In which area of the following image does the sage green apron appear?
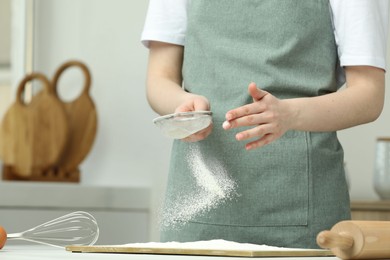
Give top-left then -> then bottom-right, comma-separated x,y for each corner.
161,0 -> 350,248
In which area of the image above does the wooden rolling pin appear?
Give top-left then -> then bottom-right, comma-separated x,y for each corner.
317,220 -> 390,259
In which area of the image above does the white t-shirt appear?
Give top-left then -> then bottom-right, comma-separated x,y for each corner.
141,0 -> 389,70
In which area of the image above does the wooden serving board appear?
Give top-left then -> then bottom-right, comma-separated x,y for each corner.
0,73 -> 68,179
66,245 -> 333,258
51,60 -> 97,176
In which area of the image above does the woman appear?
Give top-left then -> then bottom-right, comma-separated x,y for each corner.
141,0 -> 388,248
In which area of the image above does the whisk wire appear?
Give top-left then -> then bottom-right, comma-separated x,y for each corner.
7,211 -> 99,248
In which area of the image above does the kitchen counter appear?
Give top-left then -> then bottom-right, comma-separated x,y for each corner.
0,181 -> 151,244
1,245 -> 340,260
351,200 -> 390,220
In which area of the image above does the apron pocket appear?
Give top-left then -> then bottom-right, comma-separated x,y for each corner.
189,129 -> 309,227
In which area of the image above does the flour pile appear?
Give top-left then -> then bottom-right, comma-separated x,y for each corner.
160,144 -> 237,228
120,239 -> 304,251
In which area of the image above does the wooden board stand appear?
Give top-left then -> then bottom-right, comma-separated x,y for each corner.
0,60 -> 96,184
2,164 -> 80,182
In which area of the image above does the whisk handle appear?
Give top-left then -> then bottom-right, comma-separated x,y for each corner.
7,233 -> 23,239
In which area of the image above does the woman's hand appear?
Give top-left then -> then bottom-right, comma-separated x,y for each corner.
222,66 -> 385,151
175,95 -> 213,142
222,82 -> 292,150
147,41 -> 213,142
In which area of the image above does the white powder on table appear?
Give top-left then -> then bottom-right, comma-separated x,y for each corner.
160,143 -> 238,228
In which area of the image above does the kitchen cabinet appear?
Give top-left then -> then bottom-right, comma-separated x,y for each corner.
0,181 -> 151,245
350,200 -> 390,221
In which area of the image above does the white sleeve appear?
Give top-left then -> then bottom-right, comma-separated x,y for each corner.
330,0 -> 389,70
141,0 -> 188,48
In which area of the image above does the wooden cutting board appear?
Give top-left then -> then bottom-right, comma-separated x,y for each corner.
66,244 -> 333,258
0,73 -> 69,178
51,60 -> 97,175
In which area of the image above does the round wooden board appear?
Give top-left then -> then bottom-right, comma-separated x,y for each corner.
0,73 -> 69,177
52,60 -> 98,173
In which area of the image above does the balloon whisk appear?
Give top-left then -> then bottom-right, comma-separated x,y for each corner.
7,211 -> 99,248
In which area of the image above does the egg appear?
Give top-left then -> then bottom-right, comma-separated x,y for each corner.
0,226 -> 7,249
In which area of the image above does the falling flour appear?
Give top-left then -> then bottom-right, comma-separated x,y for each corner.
160,144 -> 238,229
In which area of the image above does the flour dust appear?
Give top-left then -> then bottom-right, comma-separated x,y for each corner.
160,144 -> 238,229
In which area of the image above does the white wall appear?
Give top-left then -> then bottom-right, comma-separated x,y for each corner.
0,0 -> 11,65
32,0 -> 171,241
33,0 -> 172,185
4,0 -> 390,241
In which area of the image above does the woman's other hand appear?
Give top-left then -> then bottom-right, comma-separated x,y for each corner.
223,82 -> 292,150
223,66 -> 385,150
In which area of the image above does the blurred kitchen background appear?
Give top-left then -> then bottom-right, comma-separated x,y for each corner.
0,0 -> 389,245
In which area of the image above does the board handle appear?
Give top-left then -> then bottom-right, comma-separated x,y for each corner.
317,230 -> 354,250
52,60 -> 92,97
16,73 -> 53,105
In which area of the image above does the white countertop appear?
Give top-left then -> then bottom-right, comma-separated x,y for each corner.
0,181 -> 151,245
1,245 -> 340,260
0,181 -> 150,210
